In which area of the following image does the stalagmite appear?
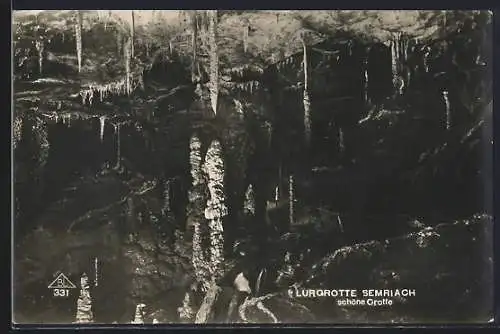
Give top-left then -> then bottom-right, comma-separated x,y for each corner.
234,272 -> 252,293
244,184 -> 256,216
194,283 -> 221,323
276,251 -> 295,286
234,99 -> 244,116
99,116 -> 106,142
34,117 -> 50,171
255,268 -> 267,296
192,222 -> 210,291
94,257 -> 99,287
203,140 -> 227,281
178,292 -> 195,322
289,174 -> 294,226
131,303 -> 146,324
13,116 -> 23,150
75,11 -> 83,73
189,136 -> 203,186
74,273 -> 94,323
443,90 -> 451,130
35,40 -> 44,75
189,136 -> 210,290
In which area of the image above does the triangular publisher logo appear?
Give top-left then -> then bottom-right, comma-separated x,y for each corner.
48,273 -> 77,289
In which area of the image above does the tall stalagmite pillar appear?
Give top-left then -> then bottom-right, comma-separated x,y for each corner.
74,273 -> 94,323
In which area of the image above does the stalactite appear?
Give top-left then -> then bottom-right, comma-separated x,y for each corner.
203,140 -> 227,282
116,31 -> 122,56
363,56 -> 369,104
130,11 -> 135,58
395,34 -> 401,72
244,184 -> 256,216
124,38 -> 132,95
443,90 -> 451,130
114,124 -> 121,168
302,36 -> 311,146
99,116 -> 106,142
145,40 -> 150,58
35,40 -> 44,75
338,127 -> 345,154
347,40 -> 353,57
75,11 -> 83,73
398,33 -> 404,65
403,35 -> 407,68
276,162 -> 282,203
163,179 -> 171,213
423,46 -> 430,73
190,11 -> 198,83
264,121 -> 272,147
208,10 -> 219,115
74,273 -> 93,323
81,77 -> 136,105
131,303 -> 146,324
391,37 -> 398,81
243,24 -> 249,53
289,174 -> 294,226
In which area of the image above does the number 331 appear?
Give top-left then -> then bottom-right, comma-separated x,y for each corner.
53,289 -> 69,297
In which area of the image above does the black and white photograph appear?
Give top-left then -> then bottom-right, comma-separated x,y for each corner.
12,10 -> 493,325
